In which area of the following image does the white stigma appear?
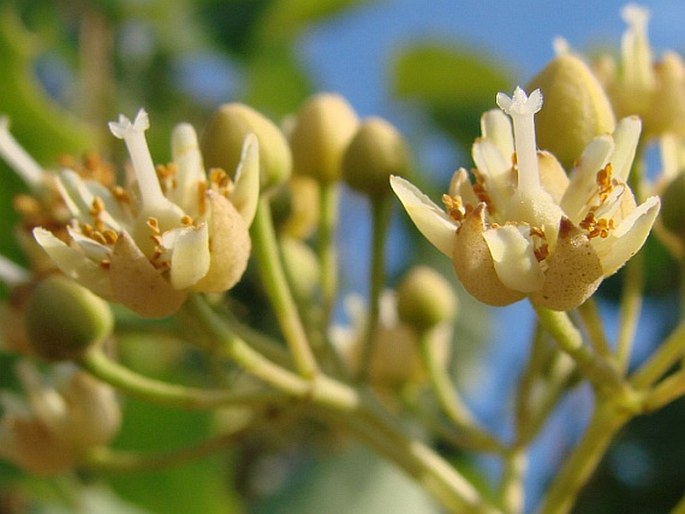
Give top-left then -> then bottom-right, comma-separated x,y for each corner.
496,87 -> 543,194
0,116 -> 46,191
109,109 -> 168,210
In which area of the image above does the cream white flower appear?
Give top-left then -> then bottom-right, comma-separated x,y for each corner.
0,361 -> 120,475
598,4 -> 685,138
392,87 -> 660,310
28,110 -> 259,317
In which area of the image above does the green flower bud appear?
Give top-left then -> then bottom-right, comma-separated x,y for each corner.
280,236 -> 319,301
660,172 -> 685,241
527,53 -> 616,169
396,266 -> 457,332
201,103 -> 292,190
342,117 -> 411,197
25,276 -> 113,360
289,93 -> 359,183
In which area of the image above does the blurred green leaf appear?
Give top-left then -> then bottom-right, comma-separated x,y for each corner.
253,444 -> 439,514
243,45 -> 311,117
392,43 -> 512,151
257,0 -> 372,44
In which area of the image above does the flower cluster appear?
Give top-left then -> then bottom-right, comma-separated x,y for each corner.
392,87 -> 660,310
1,110 -> 260,318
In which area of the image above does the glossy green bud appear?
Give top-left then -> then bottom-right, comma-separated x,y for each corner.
289,93 -> 359,183
660,172 -> 685,240
342,117 -> 411,197
25,276 -> 113,360
201,103 -> 292,190
396,266 -> 457,332
527,53 -> 616,169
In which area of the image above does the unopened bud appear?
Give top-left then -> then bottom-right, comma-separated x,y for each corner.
280,236 -> 319,301
289,93 -> 359,183
25,276 -> 113,360
527,53 -> 616,168
396,266 -> 457,331
660,172 -> 685,241
201,103 -> 292,190
342,117 -> 411,197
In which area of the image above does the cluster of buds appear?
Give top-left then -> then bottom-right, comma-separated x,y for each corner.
0,361 -> 120,475
332,266 -> 456,390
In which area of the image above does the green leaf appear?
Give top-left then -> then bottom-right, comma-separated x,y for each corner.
243,45 -> 312,117
392,43 -> 512,151
257,0 -> 372,44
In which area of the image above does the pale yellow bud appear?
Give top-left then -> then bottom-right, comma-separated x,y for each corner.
289,93 -> 359,182
280,236 -> 319,301
25,276 -> 113,361
342,117 -> 411,197
527,53 -> 616,168
201,103 -> 292,190
396,266 -> 457,331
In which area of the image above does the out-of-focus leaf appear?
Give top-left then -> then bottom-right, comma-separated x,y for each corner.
253,444 -> 439,514
257,0 -> 372,44
243,45 -> 311,117
392,43 -> 512,151
0,9 -> 97,159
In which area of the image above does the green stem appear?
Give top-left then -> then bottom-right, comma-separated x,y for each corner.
358,195 -> 392,380
418,328 -> 503,453
531,304 -> 625,396
577,300 -> 613,362
630,321 -> 685,388
79,349 -> 285,410
84,427 -> 248,473
498,447 -> 526,514
615,251 -> 644,372
318,181 -> 339,324
185,294 -> 500,514
537,401 -> 630,514
644,370 -> 685,411
251,197 -> 318,377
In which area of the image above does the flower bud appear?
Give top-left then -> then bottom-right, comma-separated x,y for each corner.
25,276 -> 113,361
659,172 -> 685,241
280,236 -> 319,301
527,53 -> 616,168
342,117 -> 411,197
396,266 -> 457,332
289,93 -> 359,183
201,103 -> 292,190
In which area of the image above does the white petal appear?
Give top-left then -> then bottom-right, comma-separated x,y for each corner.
610,116 -> 641,181
561,135 -> 614,222
231,134 -> 260,227
57,170 -> 122,230
480,109 -> 514,159
33,228 -> 112,299
171,123 -> 206,213
591,196 -> 660,276
161,224 -> 210,289
472,139 -> 512,205
482,224 -> 544,293
67,227 -> 111,262
448,168 -> 479,206
390,176 -> 456,257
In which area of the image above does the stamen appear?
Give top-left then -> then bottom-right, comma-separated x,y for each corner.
496,87 -> 543,194
108,110 -> 168,210
0,117 -> 46,191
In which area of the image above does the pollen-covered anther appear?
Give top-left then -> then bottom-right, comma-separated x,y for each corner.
442,194 -> 466,222
596,162 -> 615,200
155,163 -> 177,192
579,211 -> 616,239
208,167 -> 235,197
99,259 -> 111,270
146,217 -> 161,235
102,230 -> 118,244
471,179 -> 494,214
180,215 -> 194,226
110,186 -> 130,204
